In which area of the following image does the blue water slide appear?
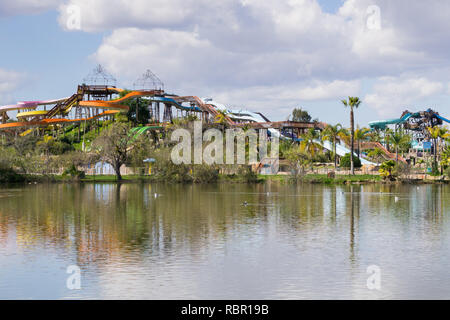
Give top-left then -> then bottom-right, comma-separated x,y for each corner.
146,96 -> 202,112
434,114 -> 450,124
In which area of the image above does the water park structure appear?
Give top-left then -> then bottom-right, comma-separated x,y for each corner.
1,65 -> 450,170
1,65 -> 367,164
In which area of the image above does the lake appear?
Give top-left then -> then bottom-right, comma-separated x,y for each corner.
0,183 -> 449,299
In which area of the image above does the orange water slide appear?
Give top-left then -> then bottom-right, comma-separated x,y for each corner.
78,89 -> 162,110
0,110 -> 120,129
0,89 -> 164,130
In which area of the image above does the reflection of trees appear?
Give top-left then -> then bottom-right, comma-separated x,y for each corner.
348,185 -> 361,264
0,183 -> 275,267
0,183 -> 448,269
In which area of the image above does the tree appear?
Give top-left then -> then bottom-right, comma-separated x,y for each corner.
322,124 -> 345,168
300,128 -> 321,158
384,128 -> 393,152
291,108 -> 312,122
427,127 -> 449,173
214,110 -> 230,131
354,126 -> 371,158
338,128 -> 351,146
379,160 -> 396,181
128,134 -> 155,174
442,138 -> 450,174
367,148 -> 384,163
92,122 -> 134,180
340,153 -> 362,169
119,90 -> 151,125
341,97 -> 362,175
369,129 -> 383,143
285,148 -> 311,178
389,129 -> 411,164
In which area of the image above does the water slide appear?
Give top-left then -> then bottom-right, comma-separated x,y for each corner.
79,89 -> 161,111
368,112 -> 418,130
434,113 -> 450,124
147,96 -> 202,112
129,125 -> 164,140
170,96 -> 235,125
0,110 -> 120,129
0,97 -> 71,113
368,108 -> 450,130
360,141 -> 407,163
204,98 -> 377,165
321,141 -> 377,165
0,87 -> 207,132
0,89 -> 164,130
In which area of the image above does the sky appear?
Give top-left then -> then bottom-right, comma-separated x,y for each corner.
1,0 -> 450,126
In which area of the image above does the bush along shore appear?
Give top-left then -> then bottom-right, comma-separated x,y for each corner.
2,170 -> 449,185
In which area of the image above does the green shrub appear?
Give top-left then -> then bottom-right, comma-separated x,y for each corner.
379,160 -> 396,180
340,153 -> 362,169
237,165 -> 258,183
192,165 -> 219,183
62,164 -> 85,180
0,166 -> 24,183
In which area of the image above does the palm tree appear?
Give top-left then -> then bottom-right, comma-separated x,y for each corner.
438,128 -> 449,173
341,97 -> 362,174
369,129 -> 383,143
215,110 -> 230,131
384,128 -> 393,152
322,124 -> 345,168
367,148 -> 384,163
354,126 -> 371,158
442,137 -> 450,171
338,128 -> 351,146
427,127 -> 440,172
300,128 -> 321,158
389,130 -> 410,164
427,127 -> 449,173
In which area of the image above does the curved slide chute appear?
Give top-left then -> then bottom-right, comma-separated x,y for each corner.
369,112 -> 417,130
0,110 -> 120,130
78,89 -> 164,111
0,97 -> 71,112
173,96 -> 235,125
16,110 -> 49,119
434,113 -> 450,124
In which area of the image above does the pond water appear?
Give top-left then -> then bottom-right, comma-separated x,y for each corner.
0,183 -> 449,299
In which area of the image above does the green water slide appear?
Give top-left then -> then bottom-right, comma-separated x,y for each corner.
130,126 -> 164,140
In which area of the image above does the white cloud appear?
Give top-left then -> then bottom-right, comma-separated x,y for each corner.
57,0 -> 212,32
53,0 -> 450,121
0,0 -> 61,16
68,1 -> 450,82
365,76 -> 444,117
298,80 -> 361,100
0,68 -> 25,105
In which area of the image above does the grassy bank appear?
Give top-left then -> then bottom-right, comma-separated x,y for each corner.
258,174 -> 382,184
2,171 -> 448,185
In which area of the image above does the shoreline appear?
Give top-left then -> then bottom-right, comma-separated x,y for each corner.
3,173 -> 449,185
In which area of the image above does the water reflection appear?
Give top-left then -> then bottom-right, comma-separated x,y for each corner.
0,183 -> 449,299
